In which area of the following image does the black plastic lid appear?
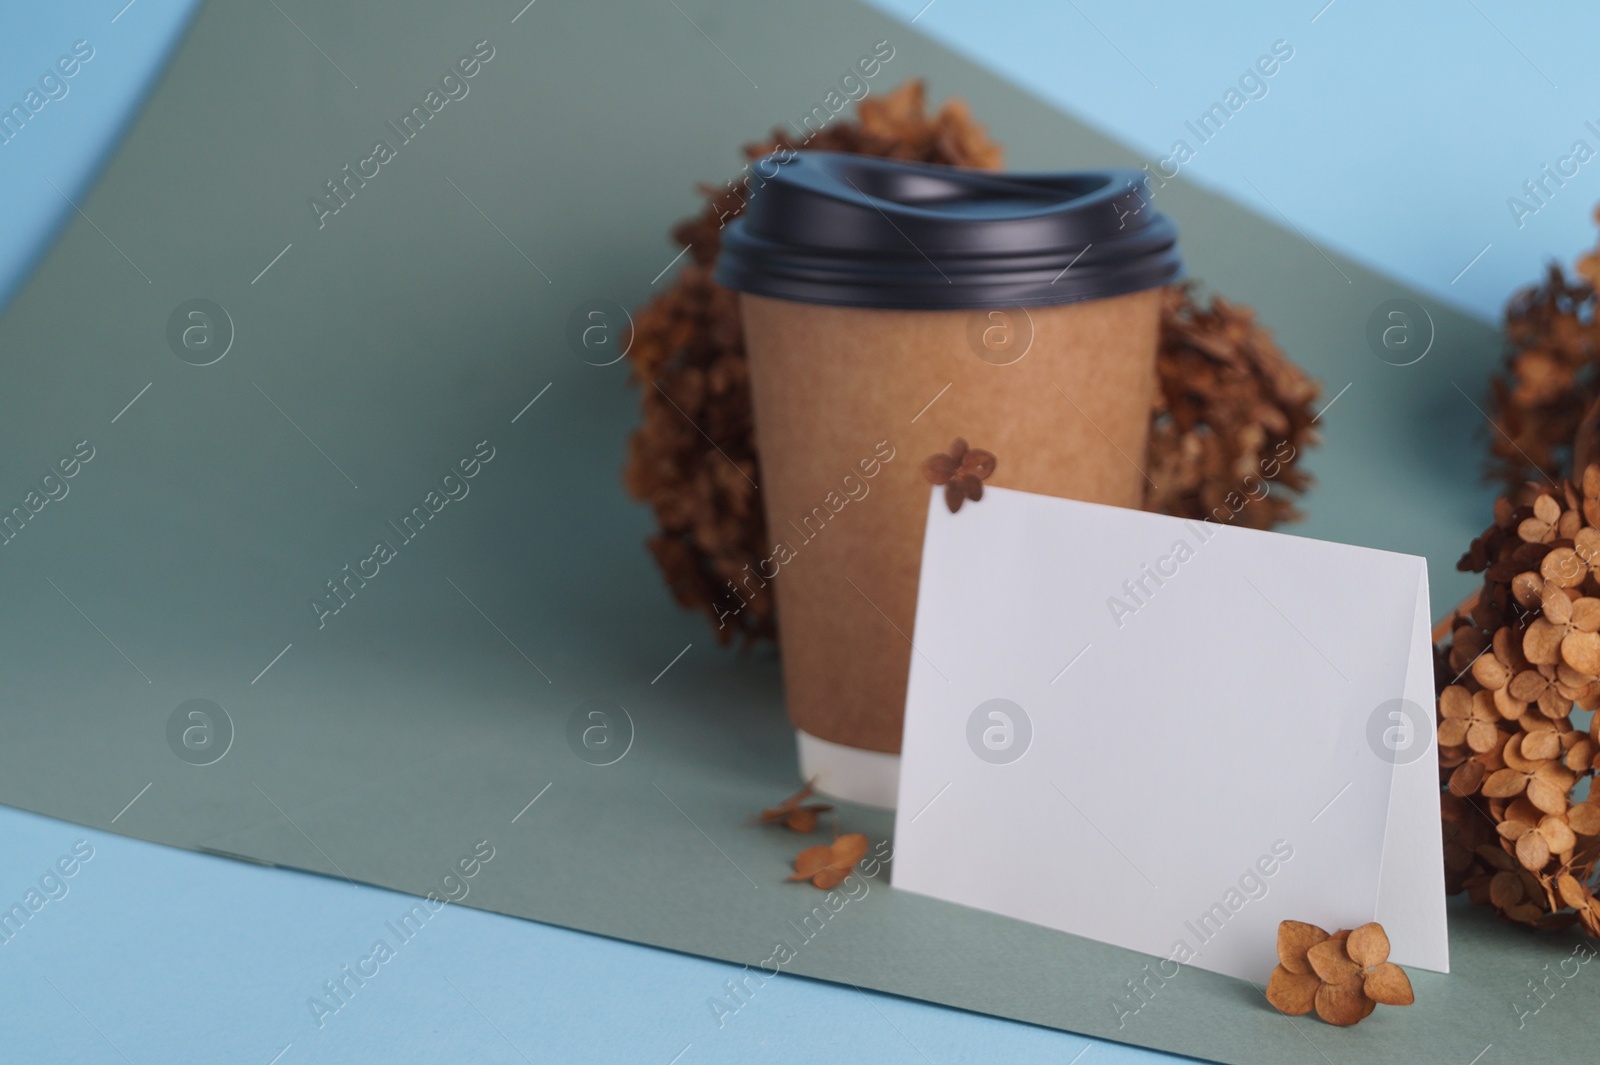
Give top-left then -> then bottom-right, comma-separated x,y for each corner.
716,152 -> 1182,310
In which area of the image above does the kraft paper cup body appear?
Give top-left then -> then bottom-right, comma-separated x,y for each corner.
716,152 -> 1181,806
740,289 -> 1162,768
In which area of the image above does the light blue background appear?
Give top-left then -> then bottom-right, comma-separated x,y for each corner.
1,1 -> 1583,1061
864,0 -> 1600,323
1,805 -> 1165,1064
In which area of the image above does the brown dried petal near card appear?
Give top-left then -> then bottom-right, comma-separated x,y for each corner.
1265,920 -> 1412,1026
788,833 -> 868,890
757,781 -> 833,833
622,79 -> 1318,647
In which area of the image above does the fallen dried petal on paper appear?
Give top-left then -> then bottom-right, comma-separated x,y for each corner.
789,833 -> 869,890
757,780 -> 833,833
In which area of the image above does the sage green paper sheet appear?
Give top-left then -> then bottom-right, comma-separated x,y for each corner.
0,1 -> 1589,1062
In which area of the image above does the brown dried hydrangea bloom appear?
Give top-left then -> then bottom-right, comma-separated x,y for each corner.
1435,467 -> 1600,937
1265,920 -> 1413,1026
623,80 -> 1319,645
1486,208 -> 1600,489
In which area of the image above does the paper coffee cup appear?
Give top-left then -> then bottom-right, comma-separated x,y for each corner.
717,153 -> 1181,806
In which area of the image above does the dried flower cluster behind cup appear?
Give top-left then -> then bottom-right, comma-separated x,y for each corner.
1435,468 -> 1600,936
1144,285 -> 1319,530
1265,921 -> 1413,1026
622,80 -> 1320,646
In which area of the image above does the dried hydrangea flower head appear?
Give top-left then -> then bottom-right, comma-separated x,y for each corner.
1436,465 -> 1600,937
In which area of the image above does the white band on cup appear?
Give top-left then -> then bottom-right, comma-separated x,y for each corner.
794,729 -> 900,810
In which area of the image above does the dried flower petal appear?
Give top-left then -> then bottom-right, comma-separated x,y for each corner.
1440,686 -> 1473,720
1473,655 -> 1510,689
1516,829 -> 1552,871
1525,618 -> 1566,664
1574,597 -> 1600,631
1528,764 -> 1575,814
921,453 -> 957,484
1578,525 -> 1600,561
1512,571 -> 1546,608
1306,931 -> 1359,984
1543,547 -> 1585,587
1490,870 -> 1525,908
1568,802 -> 1600,835
1483,768 -> 1529,798
1564,629 -> 1600,673
1467,719 -> 1500,753
1363,962 -> 1414,1007
1345,923 -> 1390,968
1509,669 -> 1549,701
1541,815 -> 1576,854
964,448 -> 997,478
1449,759 -> 1486,796
1314,973 -> 1370,1027
1545,590 -> 1576,626
1265,965 -> 1320,1016
1275,920 -> 1329,975
1503,733 -> 1537,772
1522,729 -> 1562,761
944,480 -> 965,514
1559,873 -> 1591,909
